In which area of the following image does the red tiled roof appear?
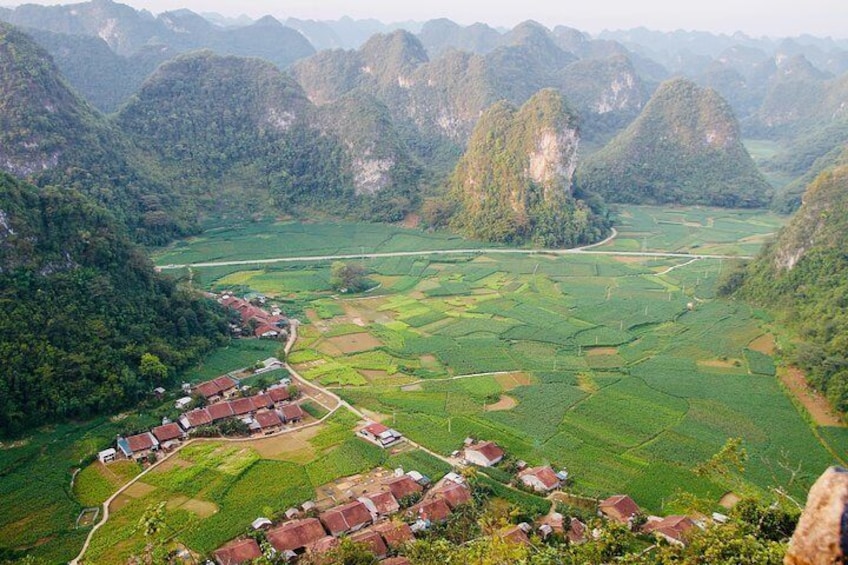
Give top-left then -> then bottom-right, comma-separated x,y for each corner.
281,404 -> 304,422
254,410 -> 282,429
413,498 -> 451,522
350,530 -> 388,558
151,423 -> 183,443
213,538 -> 262,565
196,376 -> 237,399
364,422 -> 390,435
319,501 -> 372,536
466,441 -> 504,463
362,491 -> 400,515
230,397 -> 255,416
384,476 -> 423,500
126,432 -> 157,452
569,518 -> 587,543
518,466 -> 561,491
381,558 -> 411,565
207,402 -> 235,421
254,324 -> 280,338
372,521 -> 414,547
251,394 -> 273,410
307,536 -> 339,554
268,387 -> 291,403
182,408 -> 213,428
599,495 -> 641,524
643,515 -> 696,544
267,518 -> 327,552
196,381 -> 223,399
432,482 -> 471,509
500,525 -> 531,545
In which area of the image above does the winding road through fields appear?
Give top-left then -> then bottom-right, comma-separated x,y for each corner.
157,228 -> 754,270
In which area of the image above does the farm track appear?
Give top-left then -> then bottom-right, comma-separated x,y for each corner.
157,228 -> 755,270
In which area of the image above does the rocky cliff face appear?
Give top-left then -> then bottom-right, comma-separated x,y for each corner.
449,89 -> 607,246
769,154 -> 848,270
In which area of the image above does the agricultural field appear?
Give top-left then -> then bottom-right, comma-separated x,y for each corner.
595,205 -> 787,256
0,334 -> 290,563
152,220 -> 493,266
81,410 -> 423,564
160,209 -> 840,515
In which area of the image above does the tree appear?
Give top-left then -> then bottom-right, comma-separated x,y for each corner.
330,262 -> 369,293
139,353 -> 169,384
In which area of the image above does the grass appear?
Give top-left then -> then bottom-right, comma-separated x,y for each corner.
180,339 -> 281,383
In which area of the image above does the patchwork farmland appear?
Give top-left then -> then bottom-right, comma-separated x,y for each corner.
175,207 -> 841,515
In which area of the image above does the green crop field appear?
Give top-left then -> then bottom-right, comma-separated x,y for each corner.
1,208 -> 836,564
597,205 -> 787,256
152,220 -> 494,266
204,210 -> 839,514
82,411 -> 386,565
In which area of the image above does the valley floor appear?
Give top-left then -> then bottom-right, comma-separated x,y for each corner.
5,205 -> 846,564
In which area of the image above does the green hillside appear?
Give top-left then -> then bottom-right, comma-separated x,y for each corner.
579,78 -> 772,207
0,173 -> 228,435
0,22 -> 186,244
449,89 -> 609,245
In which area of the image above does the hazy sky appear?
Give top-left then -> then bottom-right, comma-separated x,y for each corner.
7,0 -> 847,38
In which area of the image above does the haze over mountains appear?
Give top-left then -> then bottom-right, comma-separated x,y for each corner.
2,0 -> 848,423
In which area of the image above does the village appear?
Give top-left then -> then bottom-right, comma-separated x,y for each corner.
92,292 -> 727,565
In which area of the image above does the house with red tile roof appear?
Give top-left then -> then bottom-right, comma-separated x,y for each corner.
281,403 -> 304,423
267,386 -> 292,405
117,432 -> 159,460
319,500 -> 373,536
430,481 -> 471,509
410,497 -> 451,524
358,491 -> 400,517
642,515 -> 697,546
229,397 -> 255,416
266,518 -> 327,554
463,441 -> 504,467
359,422 -> 403,447
306,536 -> 339,556
499,524 -> 532,545
372,521 -> 414,548
196,376 -> 238,403
178,407 -> 213,430
350,530 -> 388,559
207,402 -> 235,422
151,423 -> 184,446
251,410 -> 283,435
518,466 -> 561,492
383,475 -> 423,501
599,495 -> 641,525
213,538 -> 262,565
251,393 -> 273,410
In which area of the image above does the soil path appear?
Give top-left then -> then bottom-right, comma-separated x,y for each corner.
780,367 -> 844,427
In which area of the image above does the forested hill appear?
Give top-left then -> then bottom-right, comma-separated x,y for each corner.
738,149 -> 848,415
577,78 -> 772,207
0,173 -> 229,436
114,50 -> 422,222
448,89 -> 610,246
0,22 -> 188,244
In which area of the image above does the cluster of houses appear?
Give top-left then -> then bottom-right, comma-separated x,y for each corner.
106,374 -> 304,462
212,470 -> 473,565
220,293 -> 289,339
459,439 -> 699,547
